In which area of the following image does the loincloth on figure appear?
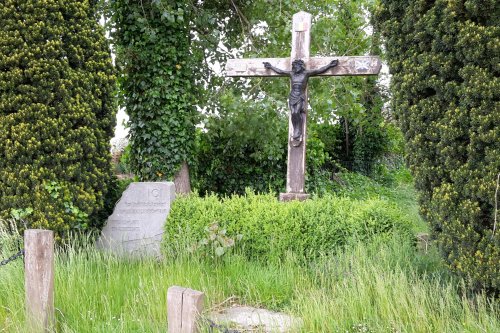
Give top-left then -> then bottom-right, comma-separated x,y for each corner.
288,91 -> 305,113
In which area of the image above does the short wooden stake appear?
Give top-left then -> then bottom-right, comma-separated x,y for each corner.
24,229 -> 55,332
167,286 -> 205,333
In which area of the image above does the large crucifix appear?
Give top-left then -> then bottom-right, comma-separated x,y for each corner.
226,11 -> 382,201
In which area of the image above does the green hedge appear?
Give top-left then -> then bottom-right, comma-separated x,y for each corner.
0,0 -> 116,237
375,0 -> 499,292
163,191 -> 414,260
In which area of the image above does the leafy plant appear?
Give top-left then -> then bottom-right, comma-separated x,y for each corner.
190,222 -> 243,259
108,0 -> 198,182
10,208 -> 33,221
9,208 -> 33,230
43,181 -> 89,231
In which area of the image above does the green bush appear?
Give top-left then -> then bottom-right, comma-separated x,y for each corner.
375,0 -> 499,291
0,0 -> 116,237
163,191 -> 414,261
193,95 -> 287,196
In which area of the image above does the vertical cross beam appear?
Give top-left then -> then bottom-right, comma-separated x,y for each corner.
280,12 -> 312,201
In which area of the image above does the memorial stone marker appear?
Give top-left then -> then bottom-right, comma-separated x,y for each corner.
97,182 -> 175,257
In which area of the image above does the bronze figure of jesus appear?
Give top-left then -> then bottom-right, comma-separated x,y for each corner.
263,59 -> 339,146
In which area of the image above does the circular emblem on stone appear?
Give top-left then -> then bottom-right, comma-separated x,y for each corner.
151,188 -> 160,198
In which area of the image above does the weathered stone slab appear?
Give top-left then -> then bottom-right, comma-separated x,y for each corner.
211,306 -> 303,333
97,182 -> 175,257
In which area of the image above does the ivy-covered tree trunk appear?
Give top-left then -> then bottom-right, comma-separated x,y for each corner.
109,0 -> 197,189
375,0 -> 499,292
0,0 -> 116,237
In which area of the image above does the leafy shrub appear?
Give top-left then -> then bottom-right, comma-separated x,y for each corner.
163,190 -> 414,261
192,98 -> 287,196
376,0 -> 500,291
189,222 -> 243,259
109,0 -> 198,181
0,0 -> 116,238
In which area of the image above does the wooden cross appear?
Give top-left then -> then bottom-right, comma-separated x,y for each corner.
226,11 -> 382,201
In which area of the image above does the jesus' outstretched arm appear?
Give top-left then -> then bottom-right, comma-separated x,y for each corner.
263,62 -> 291,75
305,59 -> 339,76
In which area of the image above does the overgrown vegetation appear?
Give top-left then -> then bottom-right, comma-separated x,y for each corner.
1,230 -> 498,332
108,0 -> 198,181
0,0 -> 116,237
164,187 -> 414,261
375,0 -> 500,292
191,0 -> 390,195
2,172 -> 498,332
107,0 -> 390,194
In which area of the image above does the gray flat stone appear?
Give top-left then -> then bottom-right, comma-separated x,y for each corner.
97,182 -> 175,258
210,306 -> 302,333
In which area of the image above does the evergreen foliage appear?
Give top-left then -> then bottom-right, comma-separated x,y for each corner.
375,0 -> 499,291
0,0 -> 116,236
108,0 -> 197,181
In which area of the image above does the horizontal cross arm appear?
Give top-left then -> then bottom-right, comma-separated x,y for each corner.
226,56 -> 382,77
226,58 -> 289,77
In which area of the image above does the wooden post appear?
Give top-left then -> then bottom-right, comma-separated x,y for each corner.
24,229 -> 55,332
167,286 -> 205,333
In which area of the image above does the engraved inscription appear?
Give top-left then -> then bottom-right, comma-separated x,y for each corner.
108,219 -> 140,225
118,208 -> 168,214
97,182 -> 176,258
111,226 -> 141,231
124,201 -> 167,206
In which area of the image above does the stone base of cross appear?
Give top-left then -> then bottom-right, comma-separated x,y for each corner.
226,11 -> 381,201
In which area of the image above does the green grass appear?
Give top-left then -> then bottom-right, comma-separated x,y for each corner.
1,233 -> 498,332
1,174 -> 498,332
335,171 -> 427,233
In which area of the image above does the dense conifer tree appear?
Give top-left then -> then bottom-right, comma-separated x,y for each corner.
376,0 -> 499,291
0,0 -> 116,236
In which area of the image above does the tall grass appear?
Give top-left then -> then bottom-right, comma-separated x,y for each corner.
1,230 -> 498,332
1,176 -> 498,332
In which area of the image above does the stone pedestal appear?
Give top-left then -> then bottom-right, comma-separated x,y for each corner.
279,192 -> 310,202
